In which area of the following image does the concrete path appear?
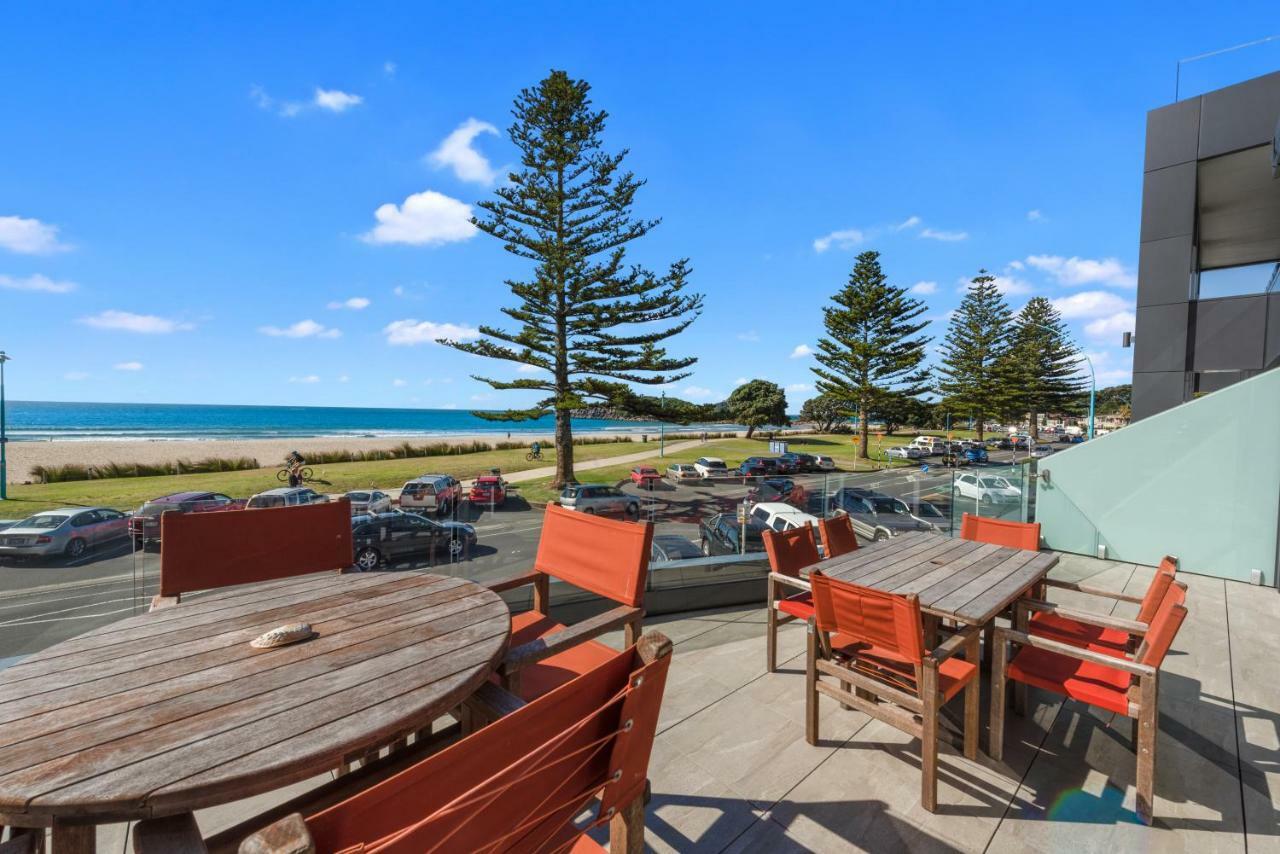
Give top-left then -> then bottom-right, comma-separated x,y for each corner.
499,439 -> 708,484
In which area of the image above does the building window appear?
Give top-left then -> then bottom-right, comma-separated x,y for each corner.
1195,260 -> 1280,300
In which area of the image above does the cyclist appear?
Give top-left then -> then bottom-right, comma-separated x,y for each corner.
285,450 -> 306,487
530,441 -> 541,459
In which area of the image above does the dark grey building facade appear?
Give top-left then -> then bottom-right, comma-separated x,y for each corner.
1132,70 -> 1280,420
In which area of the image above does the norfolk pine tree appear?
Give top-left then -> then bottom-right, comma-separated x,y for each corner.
439,71 -> 702,486
1006,297 -> 1085,439
810,251 -> 931,459
935,271 -> 1016,440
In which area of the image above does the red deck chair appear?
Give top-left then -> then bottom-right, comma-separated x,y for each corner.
806,571 -> 980,812
763,524 -> 821,673
479,504 -> 653,716
959,513 -> 1040,550
991,581 -> 1189,824
1024,556 -> 1178,653
818,513 -> 859,559
138,632 -> 674,854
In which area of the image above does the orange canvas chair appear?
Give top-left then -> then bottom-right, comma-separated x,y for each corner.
138,633 -> 674,854
991,581 -> 1188,824
818,513 -> 859,559
763,524 -> 821,672
959,513 -> 1040,550
481,504 -> 653,710
806,571 -> 981,812
151,500 -> 354,610
1022,556 -> 1178,653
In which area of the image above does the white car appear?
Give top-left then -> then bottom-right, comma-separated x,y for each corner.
954,473 -> 1022,506
1029,445 -> 1054,459
693,457 -> 730,478
246,487 -> 329,509
345,489 -> 392,515
812,454 -> 836,471
749,502 -> 821,534
885,446 -> 921,461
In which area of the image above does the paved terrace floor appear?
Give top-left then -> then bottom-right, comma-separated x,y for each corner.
76,554 -> 1280,853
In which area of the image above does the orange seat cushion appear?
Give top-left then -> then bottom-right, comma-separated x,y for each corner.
777,591 -> 814,619
1029,611 -> 1131,654
1007,645 -> 1132,714
830,636 -> 977,702
501,610 -> 619,703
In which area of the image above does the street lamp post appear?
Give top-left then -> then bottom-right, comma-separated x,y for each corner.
659,391 -> 665,458
0,351 -> 9,501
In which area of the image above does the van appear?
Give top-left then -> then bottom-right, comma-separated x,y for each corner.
911,436 -> 948,456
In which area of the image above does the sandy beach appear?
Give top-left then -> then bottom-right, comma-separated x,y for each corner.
4,434 -> 578,484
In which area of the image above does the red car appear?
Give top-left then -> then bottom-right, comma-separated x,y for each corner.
630,466 -> 662,487
468,475 -> 508,507
129,491 -> 247,547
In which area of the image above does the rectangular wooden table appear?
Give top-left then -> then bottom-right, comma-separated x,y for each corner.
819,531 -> 1058,628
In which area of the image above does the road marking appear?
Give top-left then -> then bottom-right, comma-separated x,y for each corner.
0,595 -> 152,628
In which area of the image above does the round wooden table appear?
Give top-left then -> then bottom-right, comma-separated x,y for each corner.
0,570 -> 510,852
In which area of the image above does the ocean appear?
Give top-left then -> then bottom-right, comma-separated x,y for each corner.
3,401 -> 703,442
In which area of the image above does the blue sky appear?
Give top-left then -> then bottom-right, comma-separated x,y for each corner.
3,4 -> 1278,411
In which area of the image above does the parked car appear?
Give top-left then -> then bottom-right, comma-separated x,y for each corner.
911,437 -> 948,456
0,508 -> 130,559
778,452 -> 818,473
650,534 -> 703,563
693,457 -> 730,478
901,497 -> 947,531
743,456 -> 780,474
129,491 -> 247,546
630,466 -> 663,488
749,501 -> 822,535
351,511 -> 477,570
770,456 -> 798,475
828,488 -> 932,537
468,475 -> 508,507
666,463 -> 701,482
748,477 -> 798,504
558,483 -> 640,517
246,487 -> 329,509
398,474 -> 462,516
812,454 -> 836,471
886,446 -> 920,461
736,460 -> 767,477
1029,445 -> 1054,459
699,513 -> 768,556
344,490 -> 392,516
962,446 -> 989,464
954,473 -> 1022,506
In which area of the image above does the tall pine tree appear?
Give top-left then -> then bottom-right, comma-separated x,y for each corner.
810,251 -> 931,459
1005,297 -> 1086,439
439,71 -> 703,486
935,271 -> 1015,440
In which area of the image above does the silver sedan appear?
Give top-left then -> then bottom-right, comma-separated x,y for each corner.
345,490 -> 393,515
0,507 -> 131,558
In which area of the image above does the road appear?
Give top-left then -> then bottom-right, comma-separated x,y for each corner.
0,445 -> 1043,666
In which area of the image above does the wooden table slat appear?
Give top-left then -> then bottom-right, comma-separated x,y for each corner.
946,552 -> 1059,625
925,550 -> 1041,620
842,538 -> 979,590
818,531 -> 929,575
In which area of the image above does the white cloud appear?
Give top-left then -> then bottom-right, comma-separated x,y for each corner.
1026,254 -> 1135,288
786,382 -> 812,392
1006,259 -> 1025,271
0,216 -> 71,254
813,228 -> 865,253
516,364 -> 545,374
1027,209 -> 1045,222
790,344 -> 812,359
259,319 -> 341,339
895,215 -> 922,231
736,330 -> 760,342
682,385 -> 717,400
1051,290 -> 1131,319
289,375 -> 321,384
337,374 -> 350,383
361,190 -> 477,246
428,118 -> 500,184
920,227 -> 968,242
327,297 -> 370,310
63,371 -> 89,381
734,377 -> 749,386
113,361 -> 143,371
991,275 -> 1032,295
383,319 -> 481,346
392,378 -> 408,387
0,273 -> 76,293
383,61 -> 397,77
79,310 -> 193,334
910,280 -> 937,295
1084,311 -> 1136,341
314,88 -> 362,113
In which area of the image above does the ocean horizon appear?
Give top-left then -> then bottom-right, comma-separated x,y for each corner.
2,400 -> 737,443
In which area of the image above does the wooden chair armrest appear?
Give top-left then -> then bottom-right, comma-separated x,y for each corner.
1018,599 -> 1147,634
1041,579 -> 1144,604
132,813 -> 207,854
468,681 -> 527,720
769,572 -> 811,593
930,624 -> 981,663
486,570 -> 546,594
236,813 -> 311,854
995,626 -> 1154,677
501,605 -> 642,676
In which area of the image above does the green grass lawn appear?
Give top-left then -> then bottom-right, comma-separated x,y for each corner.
0,440 -> 659,517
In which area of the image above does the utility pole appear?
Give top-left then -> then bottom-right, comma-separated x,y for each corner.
659,391 -> 666,458
0,351 -> 9,501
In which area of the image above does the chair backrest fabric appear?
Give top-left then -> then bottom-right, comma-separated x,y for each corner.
159,501 -> 353,597
533,504 -> 653,608
763,524 -> 821,578
303,638 -> 672,854
810,571 -> 924,664
1136,581 -> 1188,669
818,515 -> 859,559
1135,556 -> 1179,625
959,513 -> 1041,551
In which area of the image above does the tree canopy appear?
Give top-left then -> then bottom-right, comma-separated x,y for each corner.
725,380 -> 788,438
934,271 -> 1015,439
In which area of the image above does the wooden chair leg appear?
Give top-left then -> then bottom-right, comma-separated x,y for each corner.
609,792 -> 645,854
963,632 -> 980,761
1012,609 -> 1028,715
805,622 -> 819,745
766,605 -> 778,673
839,680 -> 853,711
989,632 -> 1008,762
1135,675 -> 1159,824
920,665 -> 939,812
982,622 -> 995,671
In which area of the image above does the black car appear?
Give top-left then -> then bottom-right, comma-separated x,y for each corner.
828,487 -> 933,536
743,456 -> 781,475
650,534 -> 704,563
777,452 -> 816,473
748,477 -> 797,504
352,511 -> 477,570
737,460 -> 767,477
698,513 -> 769,556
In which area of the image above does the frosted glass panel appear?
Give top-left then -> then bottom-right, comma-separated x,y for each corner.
1036,368 -> 1280,584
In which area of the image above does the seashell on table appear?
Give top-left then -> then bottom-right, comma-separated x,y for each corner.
250,623 -> 317,649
